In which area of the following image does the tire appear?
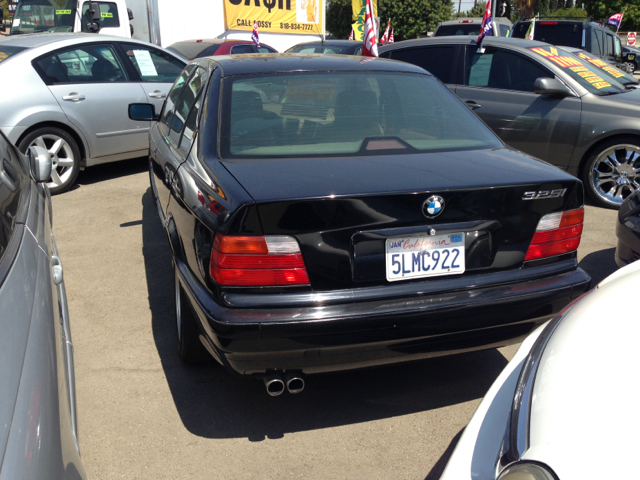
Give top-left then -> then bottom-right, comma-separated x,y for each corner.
18,127 -> 81,195
582,137 -> 640,209
174,264 -> 209,363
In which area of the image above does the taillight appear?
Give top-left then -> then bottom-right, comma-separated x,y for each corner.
210,234 -> 310,286
524,208 -> 584,261
540,21 -> 557,25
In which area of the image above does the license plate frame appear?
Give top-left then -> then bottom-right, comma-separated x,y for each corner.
385,233 -> 465,282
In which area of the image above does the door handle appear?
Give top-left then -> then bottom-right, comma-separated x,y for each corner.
62,93 -> 85,102
148,90 -> 166,99
51,255 -> 64,285
465,101 -> 482,109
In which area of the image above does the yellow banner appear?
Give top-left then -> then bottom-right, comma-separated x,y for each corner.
351,0 -> 377,41
224,0 -> 323,35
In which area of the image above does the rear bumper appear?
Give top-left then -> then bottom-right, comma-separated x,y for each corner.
176,260 -> 590,376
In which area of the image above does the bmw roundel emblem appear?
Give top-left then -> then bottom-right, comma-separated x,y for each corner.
423,195 -> 445,219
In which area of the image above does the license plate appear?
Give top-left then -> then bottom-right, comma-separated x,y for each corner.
385,233 -> 465,282
629,54 -> 635,60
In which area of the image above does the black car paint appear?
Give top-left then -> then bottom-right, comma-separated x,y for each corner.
615,189 -> 640,266
148,55 -> 590,377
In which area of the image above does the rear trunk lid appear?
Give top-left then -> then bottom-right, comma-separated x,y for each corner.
222,147 -> 582,291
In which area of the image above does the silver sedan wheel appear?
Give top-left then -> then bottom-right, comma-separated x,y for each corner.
589,144 -> 640,207
628,62 -> 636,73
29,134 -> 76,190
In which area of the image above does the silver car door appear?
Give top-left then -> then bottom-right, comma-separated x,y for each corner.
118,43 -> 186,114
37,43 -> 149,159
455,46 -> 581,169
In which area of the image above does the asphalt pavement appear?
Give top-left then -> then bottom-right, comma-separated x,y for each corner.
51,158 -> 619,479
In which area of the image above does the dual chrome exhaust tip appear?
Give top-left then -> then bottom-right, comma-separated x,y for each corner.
263,372 -> 305,396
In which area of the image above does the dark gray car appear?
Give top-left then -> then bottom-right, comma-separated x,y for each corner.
0,131 -> 85,479
380,36 -> 640,208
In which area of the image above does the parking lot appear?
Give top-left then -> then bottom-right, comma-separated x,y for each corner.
51,157 -> 619,480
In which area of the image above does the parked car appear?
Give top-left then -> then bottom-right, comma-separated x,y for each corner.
434,17 -> 512,37
129,53 -> 590,396
615,188 -> 640,266
622,44 -> 640,73
380,36 -> 640,208
0,130 -> 86,478
440,258 -> 640,480
285,39 -> 363,55
165,39 -> 277,61
562,46 -> 638,86
511,18 -> 624,67
0,33 -> 186,193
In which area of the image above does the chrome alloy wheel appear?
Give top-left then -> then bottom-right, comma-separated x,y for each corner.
627,62 -> 636,74
29,134 -> 76,190
589,144 -> 640,207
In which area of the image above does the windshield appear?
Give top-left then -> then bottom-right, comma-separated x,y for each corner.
562,48 -> 637,85
435,24 -> 480,36
220,71 -> 502,159
513,22 -> 584,48
11,0 -> 77,34
529,46 -> 627,95
0,46 -> 28,63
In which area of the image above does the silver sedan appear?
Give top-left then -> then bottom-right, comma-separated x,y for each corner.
0,33 -> 186,193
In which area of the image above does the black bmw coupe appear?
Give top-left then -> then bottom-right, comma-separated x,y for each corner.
129,54 -> 590,395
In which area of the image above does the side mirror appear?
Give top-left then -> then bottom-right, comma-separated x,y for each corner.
28,146 -> 52,183
534,77 -> 573,97
85,1 -> 101,32
129,103 -> 159,121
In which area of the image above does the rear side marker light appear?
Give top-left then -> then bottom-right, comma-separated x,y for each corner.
210,234 -> 310,286
525,208 -> 584,261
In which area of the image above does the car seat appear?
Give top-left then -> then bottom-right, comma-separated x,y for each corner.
91,58 -> 117,81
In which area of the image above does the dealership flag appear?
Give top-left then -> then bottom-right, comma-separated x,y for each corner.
252,20 -> 260,47
381,19 -> 391,45
525,15 -> 536,40
362,0 -> 378,57
608,13 -> 623,32
349,29 -> 354,40
476,0 -> 493,52
389,29 -> 394,43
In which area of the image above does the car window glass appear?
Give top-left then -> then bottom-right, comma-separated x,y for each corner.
121,44 -> 184,82
219,71 -> 502,160
390,46 -> 456,84
605,34 -> 614,56
0,46 -> 28,63
435,24 -> 480,36
230,44 -> 257,54
466,47 -> 552,92
0,135 -> 25,264
614,38 -> 622,57
40,44 -> 127,84
354,47 -> 363,55
160,65 -> 195,135
81,1 -> 120,29
169,66 -> 208,147
591,29 -> 602,55
595,30 -> 605,54
178,95 -> 203,156
296,47 -> 318,53
499,24 -> 510,36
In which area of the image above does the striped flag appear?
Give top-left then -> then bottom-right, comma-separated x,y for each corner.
252,20 -> 260,47
362,0 -> 378,57
389,29 -> 394,43
349,29 -> 354,40
381,19 -> 391,45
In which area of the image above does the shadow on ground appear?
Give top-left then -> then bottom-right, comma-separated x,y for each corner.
74,156 -> 148,188
424,429 -> 464,479
578,247 -> 618,286
140,188 -> 509,441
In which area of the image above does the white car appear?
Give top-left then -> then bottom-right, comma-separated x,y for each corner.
441,259 -> 640,480
0,33 -> 185,193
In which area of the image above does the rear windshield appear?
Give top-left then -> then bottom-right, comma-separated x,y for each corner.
529,46 -> 626,95
167,42 -> 218,60
0,46 -> 28,63
220,71 -> 502,159
286,43 -> 355,54
435,24 -> 480,36
513,22 -> 583,47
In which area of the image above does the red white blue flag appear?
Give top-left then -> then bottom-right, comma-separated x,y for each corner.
476,1 -> 493,52
362,0 -> 378,57
252,20 -> 260,47
607,13 -> 623,30
349,29 -> 354,41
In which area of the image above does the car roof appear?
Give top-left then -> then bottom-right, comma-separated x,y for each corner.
0,32 -> 166,50
203,53 -> 428,77
438,17 -> 512,25
379,35 -> 550,53
171,39 -> 254,45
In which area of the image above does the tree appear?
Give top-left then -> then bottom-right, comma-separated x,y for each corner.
583,0 -> 640,31
326,0 -> 352,38
1,0 -> 9,21
516,0 -> 535,18
468,1 -> 486,17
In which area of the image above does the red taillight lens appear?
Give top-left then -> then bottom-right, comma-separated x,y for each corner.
525,208 -> 584,261
210,234 -> 309,286
540,21 -> 557,25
